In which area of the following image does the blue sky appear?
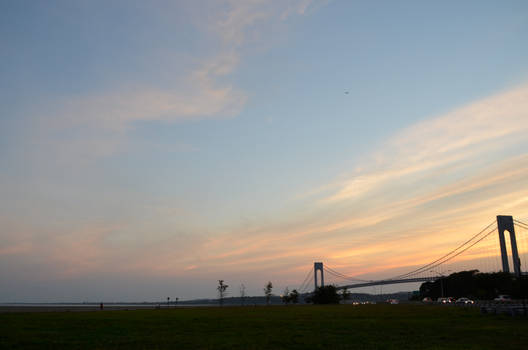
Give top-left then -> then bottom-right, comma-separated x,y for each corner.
1,0 -> 528,301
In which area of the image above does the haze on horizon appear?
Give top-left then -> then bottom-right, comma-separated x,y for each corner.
1,0 -> 528,302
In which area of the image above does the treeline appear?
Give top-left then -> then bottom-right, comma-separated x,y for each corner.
178,296 -> 286,306
419,270 -> 528,299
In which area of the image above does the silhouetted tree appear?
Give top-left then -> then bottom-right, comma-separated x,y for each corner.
341,287 -> 350,302
289,289 -> 299,304
281,287 -> 290,304
419,270 -> 528,300
217,280 -> 228,306
239,284 -> 246,306
264,281 -> 273,305
311,285 -> 340,304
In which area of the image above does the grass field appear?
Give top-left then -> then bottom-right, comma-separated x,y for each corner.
1,304 -> 528,349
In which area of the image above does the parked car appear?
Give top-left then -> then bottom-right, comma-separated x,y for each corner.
455,297 -> 474,305
494,295 -> 512,302
437,297 -> 455,304
422,297 -> 433,303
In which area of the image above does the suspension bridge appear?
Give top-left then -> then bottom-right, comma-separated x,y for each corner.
296,215 -> 528,294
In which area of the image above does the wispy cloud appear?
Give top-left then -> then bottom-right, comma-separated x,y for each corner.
323,84 -> 528,203
59,53 -> 246,131
214,0 -> 320,45
27,1 -> 321,159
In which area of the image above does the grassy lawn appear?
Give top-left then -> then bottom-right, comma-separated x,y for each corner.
1,304 -> 527,349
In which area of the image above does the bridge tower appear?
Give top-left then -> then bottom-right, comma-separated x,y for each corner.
497,215 -> 521,277
314,262 -> 324,290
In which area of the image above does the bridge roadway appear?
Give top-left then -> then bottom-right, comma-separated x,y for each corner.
335,276 -> 441,290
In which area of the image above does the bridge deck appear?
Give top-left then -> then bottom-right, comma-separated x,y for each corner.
336,276 -> 440,290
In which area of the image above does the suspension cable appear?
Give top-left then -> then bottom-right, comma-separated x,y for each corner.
300,275 -> 314,293
297,268 -> 313,293
324,266 -> 371,282
323,269 -> 365,285
394,224 -> 498,279
390,221 -> 496,280
514,219 -> 528,230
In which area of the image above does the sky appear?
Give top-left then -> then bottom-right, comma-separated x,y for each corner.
1,0 -> 528,302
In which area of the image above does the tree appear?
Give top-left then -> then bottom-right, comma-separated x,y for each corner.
264,281 -> 273,305
239,284 -> 246,306
418,270 -> 528,300
281,287 -> 290,305
289,289 -> 300,304
341,287 -> 350,302
311,285 -> 341,304
217,280 -> 229,306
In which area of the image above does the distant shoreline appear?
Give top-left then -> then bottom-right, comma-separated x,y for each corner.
0,304 -> 218,313
0,291 -> 414,312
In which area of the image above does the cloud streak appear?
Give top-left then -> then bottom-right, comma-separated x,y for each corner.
323,84 -> 528,204
59,54 -> 246,131
27,1 -> 320,159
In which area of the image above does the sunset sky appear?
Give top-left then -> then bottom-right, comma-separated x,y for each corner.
2,0 -> 528,302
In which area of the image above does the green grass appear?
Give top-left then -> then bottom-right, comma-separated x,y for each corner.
1,304 -> 528,349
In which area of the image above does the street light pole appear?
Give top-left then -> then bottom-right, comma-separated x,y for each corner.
438,270 -> 452,299
431,270 -> 445,299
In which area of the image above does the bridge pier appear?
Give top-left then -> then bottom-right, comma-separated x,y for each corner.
497,215 -> 521,277
314,262 -> 324,290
